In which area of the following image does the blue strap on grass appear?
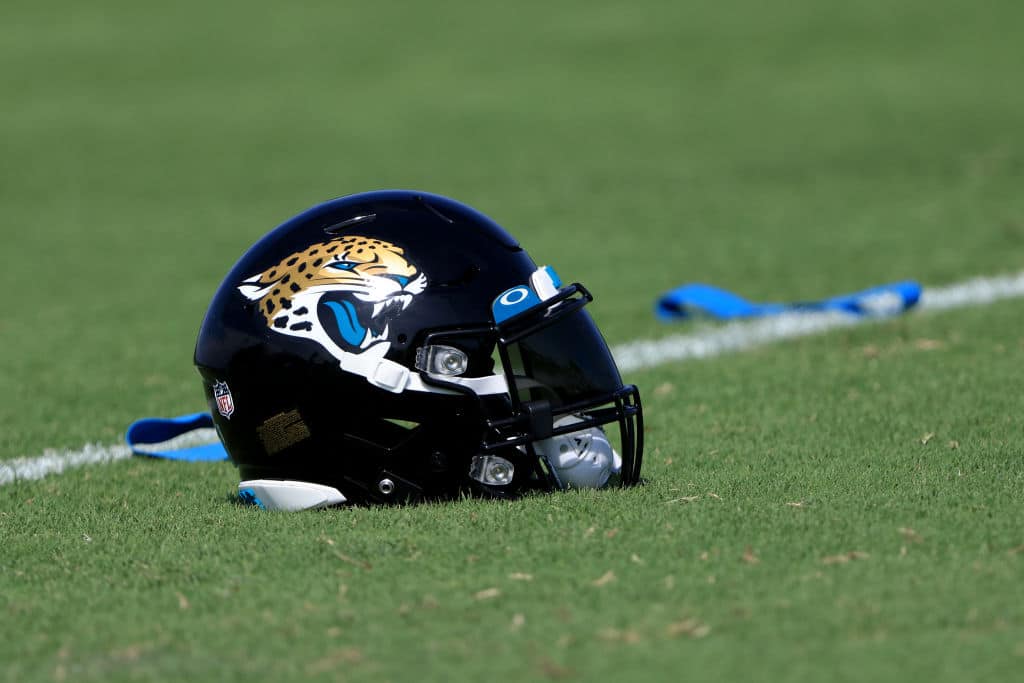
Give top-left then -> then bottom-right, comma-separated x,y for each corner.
125,412 -> 229,462
656,281 -> 921,321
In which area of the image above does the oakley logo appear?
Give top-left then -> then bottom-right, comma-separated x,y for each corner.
498,287 -> 531,306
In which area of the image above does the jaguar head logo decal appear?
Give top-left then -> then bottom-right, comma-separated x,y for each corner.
238,235 -> 426,373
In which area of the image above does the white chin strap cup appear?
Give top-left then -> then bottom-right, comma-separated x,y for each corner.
238,479 -> 347,511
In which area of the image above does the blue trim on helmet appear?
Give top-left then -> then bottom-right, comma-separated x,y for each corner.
238,488 -> 266,509
491,285 -> 543,324
491,266 -> 565,324
543,266 -> 562,289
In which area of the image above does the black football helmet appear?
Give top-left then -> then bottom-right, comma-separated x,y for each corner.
194,190 -> 643,509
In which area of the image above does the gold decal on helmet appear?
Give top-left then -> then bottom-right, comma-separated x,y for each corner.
257,410 -> 312,456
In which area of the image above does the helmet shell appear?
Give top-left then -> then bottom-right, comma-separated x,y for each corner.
195,190 -> 643,505
196,191 -> 538,502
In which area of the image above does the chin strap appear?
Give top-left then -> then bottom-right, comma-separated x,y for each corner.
125,413 -> 228,461
339,346 -> 509,395
656,281 -> 921,321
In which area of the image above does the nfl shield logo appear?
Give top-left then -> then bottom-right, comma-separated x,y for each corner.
213,381 -> 235,419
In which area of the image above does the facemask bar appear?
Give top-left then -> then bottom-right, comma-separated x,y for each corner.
416,281 -> 643,489
481,385 -> 643,486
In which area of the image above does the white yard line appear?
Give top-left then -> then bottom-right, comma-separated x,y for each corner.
0,443 -> 133,487
918,270 -> 1024,311
3,270 -> 1023,488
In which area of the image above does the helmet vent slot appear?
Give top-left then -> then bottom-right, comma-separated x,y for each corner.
383,418 -> 421,431
338,418 -> 424,453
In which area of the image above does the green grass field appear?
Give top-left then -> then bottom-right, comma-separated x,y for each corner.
2,1 -> 1023,680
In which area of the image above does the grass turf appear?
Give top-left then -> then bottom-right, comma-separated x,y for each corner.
2,0 -> 1023,680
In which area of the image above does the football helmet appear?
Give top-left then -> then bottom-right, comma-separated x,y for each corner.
194,190 -> 643,508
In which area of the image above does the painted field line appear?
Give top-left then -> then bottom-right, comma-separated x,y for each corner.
0,443 -> 133,487
2,270 -> 1023,488
0,429 -> 221,487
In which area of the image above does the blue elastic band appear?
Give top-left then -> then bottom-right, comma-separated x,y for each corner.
656,281 -> 922,321
125,412 -> 229,462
